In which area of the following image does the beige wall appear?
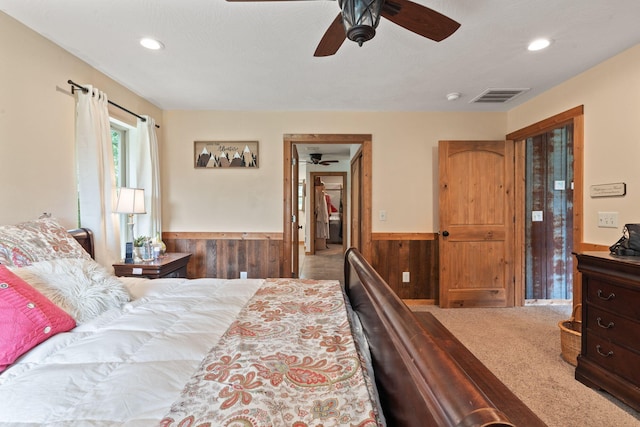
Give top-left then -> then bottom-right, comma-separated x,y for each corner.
508,44 -> 640,245
162,110 -> 506,233
0,12 -> 163,229
4,9 -> 639,245
2,10 -> 506,235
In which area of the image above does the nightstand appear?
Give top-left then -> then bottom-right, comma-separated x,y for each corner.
113,252 -> 191,279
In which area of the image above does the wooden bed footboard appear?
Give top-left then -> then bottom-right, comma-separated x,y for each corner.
344,247 -> 518,427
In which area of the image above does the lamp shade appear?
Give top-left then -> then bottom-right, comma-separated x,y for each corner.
114,188 -> 146,214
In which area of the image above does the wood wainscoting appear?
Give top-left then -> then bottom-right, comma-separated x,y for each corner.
371,233 -> 439,303
162,231 -> 439,301
162,232 -> 284,279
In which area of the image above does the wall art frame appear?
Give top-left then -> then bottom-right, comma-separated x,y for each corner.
194,140 -> 259,168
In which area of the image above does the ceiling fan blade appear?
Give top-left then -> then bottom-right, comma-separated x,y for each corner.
381,0 -> 460,42
320,160 -> 339,165
314,14 -> 347,57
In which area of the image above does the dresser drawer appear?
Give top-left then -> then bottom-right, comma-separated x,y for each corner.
576,252 -> 640,411
586,305 -> 640,351
585,277 -> 640,321
583,331 -> 640,385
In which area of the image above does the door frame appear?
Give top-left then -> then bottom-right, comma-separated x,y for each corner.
309,171 -> 348,255
292,144 -> 300,277
506,105 -> 584,306
283,134 -> 372,278
350,145 -> 364,253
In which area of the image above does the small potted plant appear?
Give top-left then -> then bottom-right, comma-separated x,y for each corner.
133,235 -> 149,261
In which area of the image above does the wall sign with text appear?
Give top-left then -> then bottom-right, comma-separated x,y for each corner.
590,182 -> 626,198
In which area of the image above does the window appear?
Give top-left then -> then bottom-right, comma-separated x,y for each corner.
110,119 -> 136,247
110,121 -> 129,187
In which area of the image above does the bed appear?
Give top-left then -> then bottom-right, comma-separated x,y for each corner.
0,218 -> 545,426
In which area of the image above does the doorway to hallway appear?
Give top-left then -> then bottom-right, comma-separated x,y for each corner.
308,172 -> 346,256
301,172 -> 346,282
283,134 -> 372,279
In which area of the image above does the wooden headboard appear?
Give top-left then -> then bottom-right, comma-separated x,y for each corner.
344,247 -> 515,427
68,228 -> 95,259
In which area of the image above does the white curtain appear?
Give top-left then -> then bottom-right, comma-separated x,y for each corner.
131,116 -> 162,241
75,85 -> 121,267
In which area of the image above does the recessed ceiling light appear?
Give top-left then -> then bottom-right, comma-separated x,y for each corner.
140,38 -> 164,50
528,38 -> 551,51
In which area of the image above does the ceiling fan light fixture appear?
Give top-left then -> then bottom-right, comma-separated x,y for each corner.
310,153 -> 323,163
347,25 -> 376,46
338,0 -> 384,46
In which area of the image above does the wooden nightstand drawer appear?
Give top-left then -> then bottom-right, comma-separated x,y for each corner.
113,253 -> 191,279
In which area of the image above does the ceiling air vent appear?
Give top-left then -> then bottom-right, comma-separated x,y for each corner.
470,88 -> 529,104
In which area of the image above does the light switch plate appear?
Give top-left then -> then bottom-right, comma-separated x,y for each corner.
598,212 -> 619,228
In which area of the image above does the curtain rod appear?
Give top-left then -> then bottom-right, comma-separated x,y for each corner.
67,80 -> 160,129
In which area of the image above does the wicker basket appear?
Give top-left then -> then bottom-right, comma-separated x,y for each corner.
558,304 -> 582,366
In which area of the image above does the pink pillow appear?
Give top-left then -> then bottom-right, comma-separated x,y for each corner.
0,265 -> 76,372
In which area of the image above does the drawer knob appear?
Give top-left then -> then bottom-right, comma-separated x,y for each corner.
596,289 -> 615,301
596,345 -> 614,358
596,317 -> 614,329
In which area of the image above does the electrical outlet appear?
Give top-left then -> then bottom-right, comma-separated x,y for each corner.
240,271 -> 248,279
598,212 -> 619,228
379,210 -> 387,221
402,272 -> 410,283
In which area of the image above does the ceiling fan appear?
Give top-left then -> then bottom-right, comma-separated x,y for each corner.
226,0 -> 461,57
302,153 -> 340,166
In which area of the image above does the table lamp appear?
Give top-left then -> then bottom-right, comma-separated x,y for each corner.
114,187 -> 146,263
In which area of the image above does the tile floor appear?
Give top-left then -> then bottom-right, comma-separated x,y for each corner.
298,243 -> 344,283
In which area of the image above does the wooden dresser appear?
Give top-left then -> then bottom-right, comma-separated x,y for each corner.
574,252 -> 640,411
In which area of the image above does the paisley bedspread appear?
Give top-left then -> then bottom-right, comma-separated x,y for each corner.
160,278 -> 382,427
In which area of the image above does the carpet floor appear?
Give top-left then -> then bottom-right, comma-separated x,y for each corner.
298,248 -> 640,425
412,304 -> 640,427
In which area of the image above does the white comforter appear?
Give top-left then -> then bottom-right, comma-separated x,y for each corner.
0,277 -> 265,426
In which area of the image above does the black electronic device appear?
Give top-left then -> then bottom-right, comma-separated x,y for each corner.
124,242 -> 134,264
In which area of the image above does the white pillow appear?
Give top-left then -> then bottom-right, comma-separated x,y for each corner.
10,259 -> 130,323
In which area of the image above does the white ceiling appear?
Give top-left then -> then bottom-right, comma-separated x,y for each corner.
298,143 -> 352,158
2,0 -> 640,112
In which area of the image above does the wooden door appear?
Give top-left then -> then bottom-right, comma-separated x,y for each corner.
292,145 -> 300,277
438,140 -> 515,308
